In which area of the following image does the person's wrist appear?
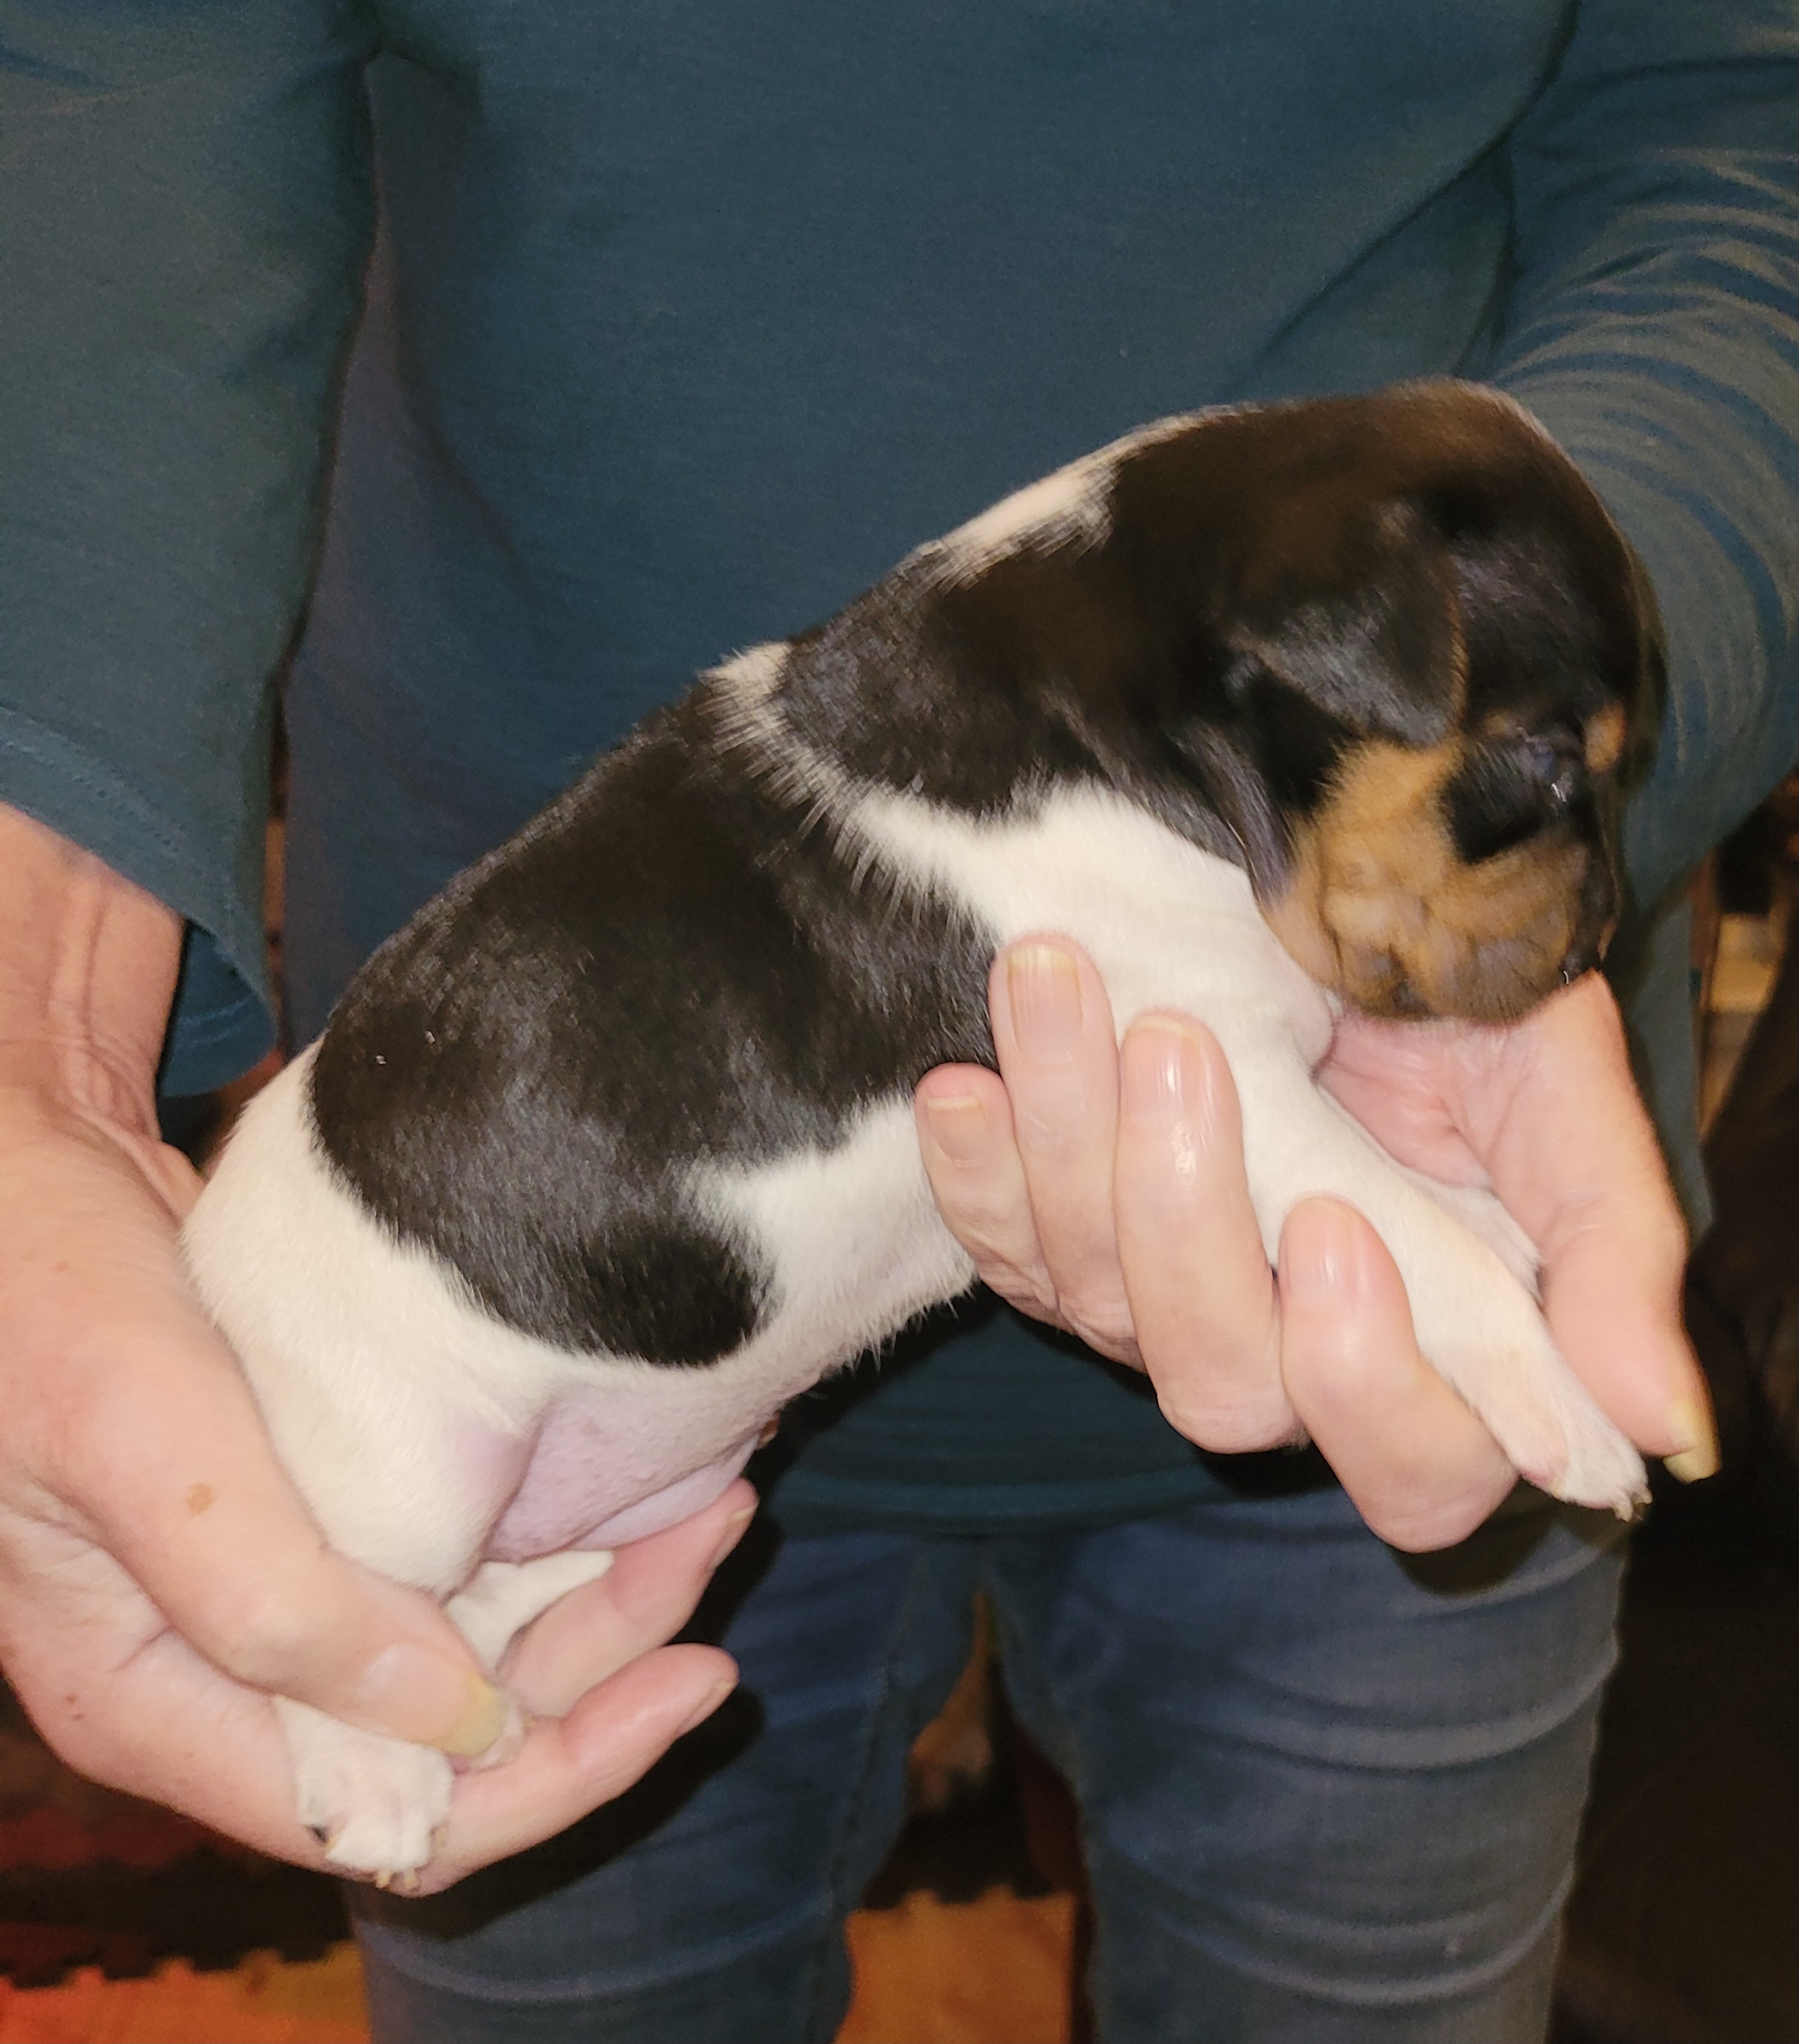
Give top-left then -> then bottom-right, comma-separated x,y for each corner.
0,806 -> 181,1140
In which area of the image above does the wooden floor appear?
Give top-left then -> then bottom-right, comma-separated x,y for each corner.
0,1947 -> 365,2044
0,1893 -> 1080,2044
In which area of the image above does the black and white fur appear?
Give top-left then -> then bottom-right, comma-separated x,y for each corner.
183,382 -> 1660,1880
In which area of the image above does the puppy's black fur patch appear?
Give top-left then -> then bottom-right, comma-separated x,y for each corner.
310,384 -> 1658,1364
311,694 -> 997,1361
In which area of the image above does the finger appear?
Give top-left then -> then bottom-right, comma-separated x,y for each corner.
914,1063 -> 1059,1318
1543,1210 -> 1709,1473
1279,1199 -> 1517,1552
52,1313 -> 511,1758
2,1485 -> 755,1882
423,1644 -> 739,1891
503,1481 -> 759,1717
1470,978 -> 1713,1473
988,939 -> 1135,1354
1114,1015 -> 1291,1445
1,1573 -> 736,1891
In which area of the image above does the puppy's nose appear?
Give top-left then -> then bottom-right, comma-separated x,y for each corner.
1559,926 -> 1608,984
1560,849 -> 1620,986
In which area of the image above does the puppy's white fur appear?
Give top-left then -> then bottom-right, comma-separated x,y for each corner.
184,429 -> 1648,1882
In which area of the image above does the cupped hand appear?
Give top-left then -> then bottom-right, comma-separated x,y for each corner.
0,1084 -> 748,1891
914,936 -> 1714,1551
0,808 -> 743,1894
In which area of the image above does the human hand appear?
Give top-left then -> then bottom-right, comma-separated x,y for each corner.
914,935 -> 1714,1551
0,808 -> 744,1891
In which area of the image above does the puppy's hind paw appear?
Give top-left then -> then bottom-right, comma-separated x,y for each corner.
276,1695 -> 454,1881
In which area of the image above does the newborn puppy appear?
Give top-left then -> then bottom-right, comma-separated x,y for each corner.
183,381 -> 1660,1879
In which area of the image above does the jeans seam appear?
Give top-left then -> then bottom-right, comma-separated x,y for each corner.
795,1539 -> 954,2044
976,1550 -> 1108,2034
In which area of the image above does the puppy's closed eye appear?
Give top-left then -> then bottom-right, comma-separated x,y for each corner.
1445,729 -> 1590,865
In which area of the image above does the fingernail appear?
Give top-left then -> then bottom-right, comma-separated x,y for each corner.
1121,1016 -> 1204,1124
675,1672 -> 738,1739
1006,945 -> 1081,1059
922,1090 -> 990,1164
1663,1397 -> 1720,1484
1282,1202 -> 1354,1302
463,1696 -> 529,1773
350,1642 -> 511,1757
709,1504 -> 758,1572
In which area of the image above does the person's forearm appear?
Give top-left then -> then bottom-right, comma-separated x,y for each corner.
1,7 -> 375,1039
1491,0 -> 1799,897
0,806 -> 181,1141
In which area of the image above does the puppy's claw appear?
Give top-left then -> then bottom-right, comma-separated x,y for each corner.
277,1694 -> 453,1882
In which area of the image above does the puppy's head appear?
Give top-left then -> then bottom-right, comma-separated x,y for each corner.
1184,384 -> 1660,1023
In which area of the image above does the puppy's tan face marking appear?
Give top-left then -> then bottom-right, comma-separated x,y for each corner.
1263,734 -> 1599,1023
1583,701 -> 1626,777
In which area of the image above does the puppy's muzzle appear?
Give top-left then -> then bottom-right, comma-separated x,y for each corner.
1265,726 -> 1626,1025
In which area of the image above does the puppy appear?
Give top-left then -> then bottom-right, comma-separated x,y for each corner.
183,380 -> 1660,1880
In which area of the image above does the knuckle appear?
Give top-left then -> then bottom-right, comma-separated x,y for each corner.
1155,1384 -> 1295,1453
1057,1290 -> 1136,1360
954,1213 -> 1041,1273
188,1568 -> 341,1690
1064,1309 -> 1139,1364
1366,1493 -> 1491,1554
973,1256 -> 1061,1322
36,1387 -> 150,1511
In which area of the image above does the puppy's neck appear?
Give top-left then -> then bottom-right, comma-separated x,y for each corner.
706,603 -> 1259,886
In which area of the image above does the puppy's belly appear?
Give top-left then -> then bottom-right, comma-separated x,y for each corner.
487,1100 -> 979,1557
486,1404 -> 760,1558
486,1091 -> 978,1556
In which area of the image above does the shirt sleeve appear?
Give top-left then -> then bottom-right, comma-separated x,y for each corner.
0,1 -> 378,1091
1489,0 -> 1799,911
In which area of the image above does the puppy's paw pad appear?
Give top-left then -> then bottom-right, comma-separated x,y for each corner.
276,1696 -> 453,1880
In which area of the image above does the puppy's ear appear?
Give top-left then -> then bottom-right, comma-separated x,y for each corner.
1225,497 -> 1461,750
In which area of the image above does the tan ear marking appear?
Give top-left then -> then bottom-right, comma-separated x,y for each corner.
1583,702 -> 1626,775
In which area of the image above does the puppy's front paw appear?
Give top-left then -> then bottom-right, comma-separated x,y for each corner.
1543,1369 -> 1652,1516
1418,1284 -> 1647,1516
276,1695 -> 454,1883
1396,1182 -> 1643,1513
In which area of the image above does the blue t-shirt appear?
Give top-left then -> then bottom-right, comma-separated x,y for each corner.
4,0 -> 1798,1525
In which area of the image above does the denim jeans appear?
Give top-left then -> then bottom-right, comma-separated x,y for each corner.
352,1479 -> 1624,2043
